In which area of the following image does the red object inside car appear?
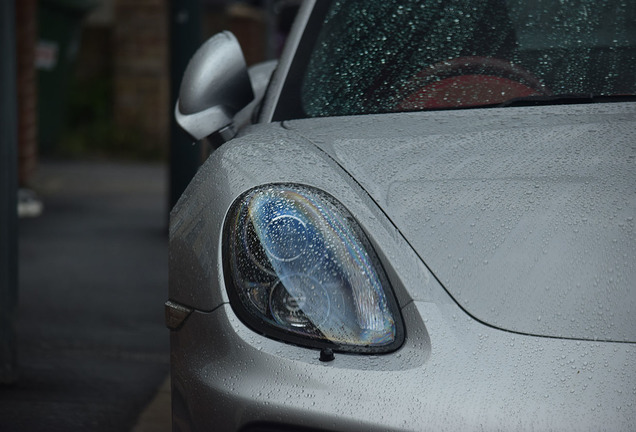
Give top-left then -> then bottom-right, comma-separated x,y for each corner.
397,74 -> 541,110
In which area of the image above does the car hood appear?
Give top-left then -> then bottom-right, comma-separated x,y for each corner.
284,103 -> 636,342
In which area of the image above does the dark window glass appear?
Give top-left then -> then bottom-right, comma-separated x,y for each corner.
298,0 -> 636,117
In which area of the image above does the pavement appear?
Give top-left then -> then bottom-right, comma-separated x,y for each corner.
0,160 -> 172,431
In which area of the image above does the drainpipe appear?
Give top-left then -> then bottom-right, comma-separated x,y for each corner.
0,0 -> 19,384
169,0 -> 202,210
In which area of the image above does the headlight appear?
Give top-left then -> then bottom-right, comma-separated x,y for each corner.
224,184 -> 404,353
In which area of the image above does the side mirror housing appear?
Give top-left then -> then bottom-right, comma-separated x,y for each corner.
175,31 -> 254,141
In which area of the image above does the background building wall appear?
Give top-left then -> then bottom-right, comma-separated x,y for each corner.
113,0 -> 170,158
50,0 -> 298,161
16,0 -> 38,187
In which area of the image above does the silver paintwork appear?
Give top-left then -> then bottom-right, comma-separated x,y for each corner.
169,123 -> 432,313
170,107 -> 636,431
285,104 -> 636,343
169,1 -> 636,430
173,304 -> 634,431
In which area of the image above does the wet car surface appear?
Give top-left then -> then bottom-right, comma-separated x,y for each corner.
167,1 -> 636,430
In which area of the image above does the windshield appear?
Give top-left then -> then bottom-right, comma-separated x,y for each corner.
281,0 -> 636,119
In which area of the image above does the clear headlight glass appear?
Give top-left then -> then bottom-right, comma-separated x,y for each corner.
224,184 -> 404,353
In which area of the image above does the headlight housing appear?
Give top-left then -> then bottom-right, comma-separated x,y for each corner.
224,184 -> 404,353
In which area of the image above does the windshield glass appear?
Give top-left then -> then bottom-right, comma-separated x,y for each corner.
293,0 -> 636,118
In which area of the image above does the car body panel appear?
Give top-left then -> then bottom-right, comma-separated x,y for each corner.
169,1 -> 636,430
284,103 -> 636,343
172,301 -> 636,431
169,108 -> 636,430
169,123 -> 439,313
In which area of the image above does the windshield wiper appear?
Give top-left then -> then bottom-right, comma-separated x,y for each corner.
497,93 -> 636,108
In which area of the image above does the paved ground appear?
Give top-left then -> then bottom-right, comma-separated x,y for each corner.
0,161 -> 171,431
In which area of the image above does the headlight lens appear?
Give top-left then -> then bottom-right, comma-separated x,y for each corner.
224,184 -> 404,353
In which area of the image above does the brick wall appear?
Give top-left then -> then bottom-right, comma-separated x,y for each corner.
16,0 -> 38,187
227,4 -> 266,66
113,0 -> 169,157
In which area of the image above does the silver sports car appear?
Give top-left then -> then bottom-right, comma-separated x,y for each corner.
167,1 -> 636,430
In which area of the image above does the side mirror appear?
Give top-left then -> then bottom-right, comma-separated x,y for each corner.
175,31 -> 254,142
